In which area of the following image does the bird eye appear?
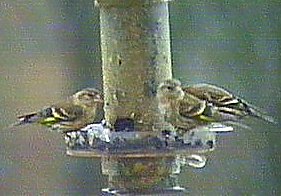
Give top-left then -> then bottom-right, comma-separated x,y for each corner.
167,86 -> 174,91
83,94 -> 93,100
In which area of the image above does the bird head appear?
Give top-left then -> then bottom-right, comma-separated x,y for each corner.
157,79 -> 185,103
73,88 -> 103,107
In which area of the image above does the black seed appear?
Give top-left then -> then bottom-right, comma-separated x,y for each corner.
194,139 -> 203,146
206,140 -> 214,148
114,118 -> 135,132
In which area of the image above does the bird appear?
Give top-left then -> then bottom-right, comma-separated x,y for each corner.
157,79 -> 275,133
13,88 -> 104,133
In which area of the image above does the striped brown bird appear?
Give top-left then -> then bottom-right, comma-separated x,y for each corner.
157,79 -> 275,132
14,88 -> 103,132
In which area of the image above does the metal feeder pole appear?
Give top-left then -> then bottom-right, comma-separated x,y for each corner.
97,0 -> 172,131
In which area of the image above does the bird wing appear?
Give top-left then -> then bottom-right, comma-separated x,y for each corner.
38,103 -> 84,126
183,84 -> 249,117
183,83 -> 238,106
178,92 -> 207,118
183,84 -> 275,123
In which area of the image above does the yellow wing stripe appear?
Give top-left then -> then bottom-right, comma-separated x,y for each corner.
51,108 -> 68,120
198,115 -> 214,122
40,117 -> 58,127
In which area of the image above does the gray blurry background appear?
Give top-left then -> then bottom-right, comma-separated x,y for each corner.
0,0 -> 280,195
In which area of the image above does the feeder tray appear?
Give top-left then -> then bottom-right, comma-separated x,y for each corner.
65,122 -> 233,158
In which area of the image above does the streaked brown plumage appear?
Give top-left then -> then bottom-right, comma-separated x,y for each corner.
157,79 -> 275,132
183,83 -> 275,123
14,88 -> 104,132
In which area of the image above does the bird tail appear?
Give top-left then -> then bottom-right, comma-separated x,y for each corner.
235,99 -> 276,124
247,106 -> 276,124
215,98 -> 276,124
13,113 -> 40,126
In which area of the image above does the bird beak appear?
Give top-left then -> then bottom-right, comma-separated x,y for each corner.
94,95 -> 104,103
95,99 -> 104,103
